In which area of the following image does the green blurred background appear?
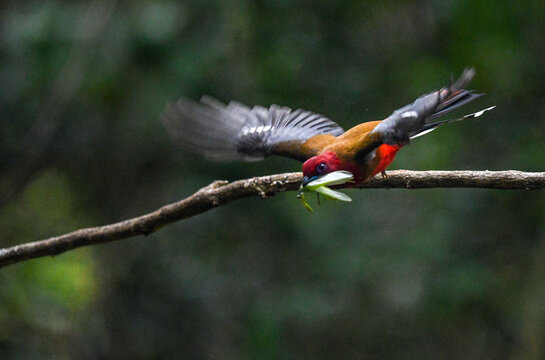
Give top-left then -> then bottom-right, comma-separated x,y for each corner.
1,1 -> 545,359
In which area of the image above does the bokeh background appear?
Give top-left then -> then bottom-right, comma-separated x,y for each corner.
1,1 -> 545,359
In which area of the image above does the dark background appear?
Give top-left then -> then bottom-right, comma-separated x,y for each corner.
1,1 -> 545,359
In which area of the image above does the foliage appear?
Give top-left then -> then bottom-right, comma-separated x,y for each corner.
1,1 -> 545,359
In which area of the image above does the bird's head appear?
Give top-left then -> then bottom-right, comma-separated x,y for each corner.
302,151 -> 345,187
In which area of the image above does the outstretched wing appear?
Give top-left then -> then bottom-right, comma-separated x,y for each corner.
162,96 -> 344,162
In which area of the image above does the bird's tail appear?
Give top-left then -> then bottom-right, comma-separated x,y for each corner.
410,105 -> 496,139
372,68 -> 493,145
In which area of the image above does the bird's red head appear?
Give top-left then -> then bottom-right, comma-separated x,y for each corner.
302,151 -> 363,187
302,151 -> 343,186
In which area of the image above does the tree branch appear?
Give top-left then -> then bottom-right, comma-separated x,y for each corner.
1,170 -> 544,269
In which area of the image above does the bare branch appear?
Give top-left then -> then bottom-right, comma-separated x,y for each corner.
1,170 -> 544,269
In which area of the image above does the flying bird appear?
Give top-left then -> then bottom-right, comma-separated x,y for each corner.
162,68 -> 493,189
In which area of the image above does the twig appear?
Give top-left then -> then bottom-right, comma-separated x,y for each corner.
1,170 -> 544,269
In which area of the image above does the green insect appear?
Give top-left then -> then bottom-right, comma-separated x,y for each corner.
297,171 -> 354,212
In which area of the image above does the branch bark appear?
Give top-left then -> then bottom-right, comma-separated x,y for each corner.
1,170 -> 544,269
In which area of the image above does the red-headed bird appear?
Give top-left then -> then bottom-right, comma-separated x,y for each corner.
162,68 -> 493,188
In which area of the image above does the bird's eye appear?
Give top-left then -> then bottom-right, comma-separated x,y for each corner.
316,162 -> 327,174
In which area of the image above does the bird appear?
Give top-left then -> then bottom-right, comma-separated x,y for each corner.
162,68 -> 493,188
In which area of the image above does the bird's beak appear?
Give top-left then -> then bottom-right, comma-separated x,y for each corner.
302,175 -> 318,187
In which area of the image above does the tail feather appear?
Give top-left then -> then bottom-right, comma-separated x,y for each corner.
371,68 -> 492,145
430,91 -> 484,119
410,105 -> 496,139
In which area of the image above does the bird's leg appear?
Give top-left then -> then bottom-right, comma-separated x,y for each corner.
381,170 -> 388,179
316,193 -> 321,205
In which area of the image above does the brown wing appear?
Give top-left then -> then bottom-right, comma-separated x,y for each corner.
322,121 -> 382,161
272,134 -> 339,162
162,96 -> 344,162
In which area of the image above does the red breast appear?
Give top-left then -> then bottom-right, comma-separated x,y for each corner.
370,144 -> 402,177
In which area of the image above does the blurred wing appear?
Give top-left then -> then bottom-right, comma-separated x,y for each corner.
162,96 -> 344,162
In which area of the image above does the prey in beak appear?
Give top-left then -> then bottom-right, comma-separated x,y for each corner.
297,171 -> 355,212
301,175 -> 318,187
